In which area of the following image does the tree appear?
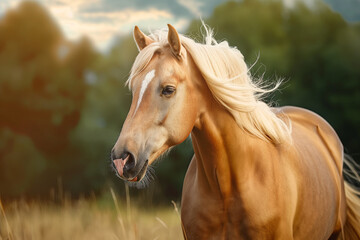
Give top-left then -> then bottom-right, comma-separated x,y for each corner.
0,1 -> 97,197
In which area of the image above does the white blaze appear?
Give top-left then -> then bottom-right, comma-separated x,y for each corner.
134,69 -> 156,115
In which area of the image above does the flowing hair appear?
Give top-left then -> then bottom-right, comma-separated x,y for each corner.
127,24 -> 292,144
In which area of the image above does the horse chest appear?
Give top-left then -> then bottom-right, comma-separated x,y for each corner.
181,163 -> 283,239
181,187 -> 283,239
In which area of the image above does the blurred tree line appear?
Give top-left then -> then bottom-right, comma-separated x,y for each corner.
0,0 -> 359,202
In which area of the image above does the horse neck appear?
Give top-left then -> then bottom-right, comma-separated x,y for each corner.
191,99 -> 272,197
186,54 -> 274,196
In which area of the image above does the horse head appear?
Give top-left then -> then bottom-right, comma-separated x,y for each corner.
111,25 -> 205,186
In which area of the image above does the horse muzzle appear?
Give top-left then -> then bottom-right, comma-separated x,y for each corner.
111,150 -> 148,182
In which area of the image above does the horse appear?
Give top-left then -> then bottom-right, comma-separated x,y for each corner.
111,24 -> 360,239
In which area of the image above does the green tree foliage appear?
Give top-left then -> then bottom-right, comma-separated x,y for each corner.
0,2 -> 98,197
0,2 -> 95,154
0,128 -> 46,197
66,35 -> 138,195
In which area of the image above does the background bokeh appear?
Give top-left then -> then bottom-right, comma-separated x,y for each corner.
0,0 -> 359,204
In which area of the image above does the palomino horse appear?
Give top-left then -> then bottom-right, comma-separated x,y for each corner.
111,24 -> 360,239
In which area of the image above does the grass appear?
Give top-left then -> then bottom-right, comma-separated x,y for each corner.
0,185 -> 183,240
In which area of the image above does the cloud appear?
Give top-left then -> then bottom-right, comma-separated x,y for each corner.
177,0 -> 204,17
46,0 -> 189,51
80,0 -> 193,18
81,8 -> 173,23
59,8 -> 176,50
0,0 -> 22,15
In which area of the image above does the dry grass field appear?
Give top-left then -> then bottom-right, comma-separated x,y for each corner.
0,188 -> 183,240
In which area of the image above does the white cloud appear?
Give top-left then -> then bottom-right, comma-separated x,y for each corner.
0,0 -> 21,14
78,9 -> 175,50
177,0 -> 203,17
172,18 -> 190,30
282,0 -> 315,9
47,1 -> 178,51
82,8 -> 173,22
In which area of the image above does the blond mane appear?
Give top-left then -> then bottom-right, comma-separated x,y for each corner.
127,26 -> 292,144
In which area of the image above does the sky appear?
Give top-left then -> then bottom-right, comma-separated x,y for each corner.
0,0 -> 357,51
0,0 -> 227,51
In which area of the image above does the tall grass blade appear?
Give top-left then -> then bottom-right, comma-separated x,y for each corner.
0,199 -> 13,240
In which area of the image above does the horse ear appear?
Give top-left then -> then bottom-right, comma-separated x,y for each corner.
133,26 -> 154,51
167,24 -> 181,58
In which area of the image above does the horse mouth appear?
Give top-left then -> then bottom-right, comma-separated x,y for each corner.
129,159 -> 148,182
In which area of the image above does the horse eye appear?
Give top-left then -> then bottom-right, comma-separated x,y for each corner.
161,86 -> 176,96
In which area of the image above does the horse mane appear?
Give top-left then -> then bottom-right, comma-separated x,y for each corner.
127,25 -> 292,144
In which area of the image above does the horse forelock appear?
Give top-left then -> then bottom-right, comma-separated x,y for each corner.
127,25 -> 292,144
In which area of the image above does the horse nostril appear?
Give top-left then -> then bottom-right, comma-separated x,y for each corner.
111,150 -> 136,178
123,153 -> 136,172
120,151 -> 129,160
111,150 -> 130,161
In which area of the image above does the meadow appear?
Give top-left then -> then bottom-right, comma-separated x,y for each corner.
0,187 -> 183,240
